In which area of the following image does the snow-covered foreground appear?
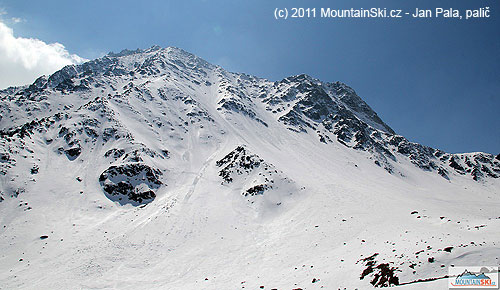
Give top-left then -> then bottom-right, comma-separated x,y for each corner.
0,47 -> 498,289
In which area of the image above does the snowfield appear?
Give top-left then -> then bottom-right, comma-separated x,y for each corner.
0,46 -> 498,289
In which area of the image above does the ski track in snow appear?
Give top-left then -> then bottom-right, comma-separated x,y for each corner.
183,140 -> 221,203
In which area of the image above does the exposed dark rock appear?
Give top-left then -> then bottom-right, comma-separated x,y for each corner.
449,157 -> 466,173
358,253 -> 400,287
103,127 -> 120,142
438,167 -> 449,180
104,148 -> 125,159
0,152 -> 10,162
65,147 -> 81,161
99,163 -> 162,205
218,98 -> 268,127
245,184 -> 270,196
471,167 -> 483,181
216,146 -> 296,201
216,146 -> 262,183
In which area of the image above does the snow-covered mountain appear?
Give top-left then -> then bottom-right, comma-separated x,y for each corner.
0,46 -> 498,289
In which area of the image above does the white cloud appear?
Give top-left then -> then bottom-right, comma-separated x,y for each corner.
0,20 -> 86,89
11,17 -> 23,23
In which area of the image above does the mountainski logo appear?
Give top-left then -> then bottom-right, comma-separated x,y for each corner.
449,266 -> 499,288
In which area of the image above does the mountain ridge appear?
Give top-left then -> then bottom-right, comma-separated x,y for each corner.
0,46 -> 498,289
1,46 -> 497,184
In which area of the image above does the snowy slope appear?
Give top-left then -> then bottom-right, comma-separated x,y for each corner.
0,46 -> 498,289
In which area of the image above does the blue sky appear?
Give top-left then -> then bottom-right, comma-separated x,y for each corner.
0,0 -> 499,154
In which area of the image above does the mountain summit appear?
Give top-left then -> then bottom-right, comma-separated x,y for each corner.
0,46 -> 498,289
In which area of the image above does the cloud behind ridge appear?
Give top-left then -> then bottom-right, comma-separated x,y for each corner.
0,20 -> 86,89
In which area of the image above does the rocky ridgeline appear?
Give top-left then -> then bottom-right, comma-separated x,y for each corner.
260,74 -> 500,180
0,46 -> 497,204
